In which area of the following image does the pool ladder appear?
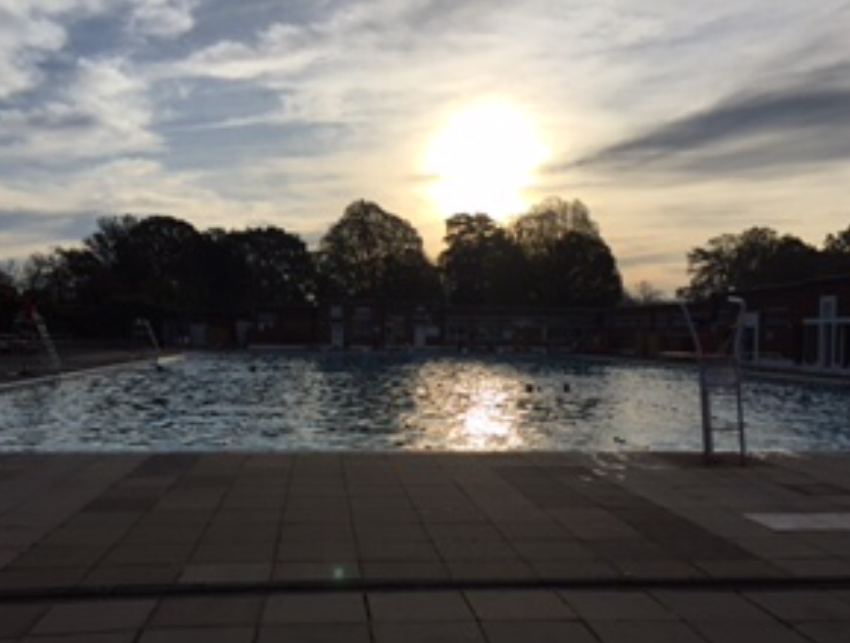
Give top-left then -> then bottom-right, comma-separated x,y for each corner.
32,309 -> 63,375
680,297 -> 747,465
134,318 -> 162,365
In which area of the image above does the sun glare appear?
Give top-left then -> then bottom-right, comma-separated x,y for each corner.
425,102 -> 548,221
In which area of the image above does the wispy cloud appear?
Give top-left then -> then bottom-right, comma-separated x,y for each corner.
575,68 -> 850,177
0,57 -> 161,164
127,0 -> 198,39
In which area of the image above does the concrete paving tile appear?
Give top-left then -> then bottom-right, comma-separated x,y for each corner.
273,562 -> 360,582
425,524 -> 503,541
62,513 -> 140,532
482,621 -> 598,643
747,513 -> 850,531
465,590 -> 576,621
0,604 -> 47,638
150,596 -> 263,627
561,590 -> 677,621
8,546 -> 105,568
693,622 -> 812,643
287,488 -> 347,499
494,520 -> 570,540
279,525 -> 356,542
369,591 -> 474,622
263,593 -> 367,624
553,510 -> 643,540
589,539 -> 670,562
118,528 -> 204,546
32,599 -> 156,635
348,485 -> 407,498
732,536 -> 827,559
435,540 -> 518,562
0,527 -> 43,548
614,560 -> 704,579
258,624 -> 370,643
695,559 -> 786,578
0,547 -> 23,568
277,541 -> 358,562
285,498 -> 349,511
179,563 -> 272,584
530,560 -> 620,580
355,524 -> 430,542
653,591 -> 774,622
744,591 -> 850,621
795,622 -> 850,643
138,627 -> 255,643
447,561 -> 536,580
418,507 -> 489,524
20,634 -> 136,643
350,496 -> 412,509
373,622 -> 485,643
589,621 -> 707,643
283,509 -> 352,524
361,561 -> 449,580
83,564 -> 181,587
204,523 -> 280,539
512,541 -> 596,562
774,558 -> 850,577
103,543 -> 194,566
142,510 -> 214,526
191,543 -> 276,564
358,541 -> 440,562
0,567 -> 88,590
353,508 -> 421,524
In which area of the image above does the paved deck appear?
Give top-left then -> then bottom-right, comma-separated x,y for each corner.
1,451 -> 850,641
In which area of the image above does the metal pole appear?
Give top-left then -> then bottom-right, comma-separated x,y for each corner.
679,302 -> 713,462
727,297 -> 748,464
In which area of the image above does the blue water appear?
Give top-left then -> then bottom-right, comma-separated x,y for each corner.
0,352 -> 848,452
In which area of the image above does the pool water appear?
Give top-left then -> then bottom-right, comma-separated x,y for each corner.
0,352 -> 848,452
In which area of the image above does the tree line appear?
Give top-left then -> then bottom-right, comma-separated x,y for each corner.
0,198 -> 622,336
678,225 -> 850,300
1,197 -> 848,337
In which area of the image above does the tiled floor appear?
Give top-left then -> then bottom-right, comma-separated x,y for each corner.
2,588 -> 850,641
1,452 -> 850,640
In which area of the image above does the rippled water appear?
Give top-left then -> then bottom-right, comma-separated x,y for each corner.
0,352 -> 848,452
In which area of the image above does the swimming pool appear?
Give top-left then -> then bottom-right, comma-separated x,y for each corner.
0,352 -> 848,452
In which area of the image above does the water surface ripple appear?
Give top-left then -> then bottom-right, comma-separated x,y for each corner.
0,352 -> 848,452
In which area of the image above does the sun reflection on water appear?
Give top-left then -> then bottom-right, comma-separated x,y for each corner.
458,388 -> 522,450
407,364 -> 530,450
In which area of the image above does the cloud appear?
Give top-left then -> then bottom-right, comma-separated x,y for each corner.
575,67 -> 850,177
0,1 -> 200,100
0,57 -> 160,163
0,3 -> 69,99
127,0 -> 198,39
0,209 -> 101,240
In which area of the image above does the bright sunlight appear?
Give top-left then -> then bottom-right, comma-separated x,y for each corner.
425,102 -> 548,221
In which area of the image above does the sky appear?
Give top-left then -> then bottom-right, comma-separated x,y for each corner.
0,0 -> 848,293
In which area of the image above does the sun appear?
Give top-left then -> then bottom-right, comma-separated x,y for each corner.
425,101 -> 548,221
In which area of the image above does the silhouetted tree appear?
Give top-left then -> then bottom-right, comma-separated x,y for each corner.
13,216 -> 208,334
678,227 -> 822,300
439,214 -> 529,305
318,200 -> 439,301
624,280 -> 666,305
221,227 -> 317,309
823,224 -> 850,276
0,263 -> 20,330
21,251 -> 76,307
510,199 -> 622,307
512,197 -> 599,251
